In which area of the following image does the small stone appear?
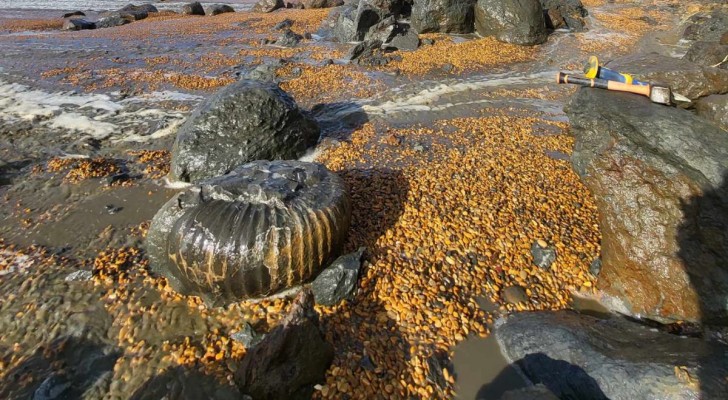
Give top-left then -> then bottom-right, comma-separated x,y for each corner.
231,322 -> 265,349
537,239 -> 548,248
274,29 -> 303,47
503,285 -> 529,305
413,143 -> 425,152
589,258 -> 602,277
273,19 -> 294,30
64,270 -> 93,282
442,63 -> 454,73
531,241 -> 556,270
421,38 -> 435,46
62,18 -> 95,31
361,355 -> 376,371
311,247 -> 365,306
104,204 -> 122,215
106,172 -> 130,186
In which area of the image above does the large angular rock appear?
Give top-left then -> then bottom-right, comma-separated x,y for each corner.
388,24 -> 420,50
695,94 -> 728,131
682,9 -> 728,43
683,41 -> 728,69
235,289 -> 334,400
474,0 -> 548,45
496,311 -> 728,399
334,2 -> 387,42
606,53 -> 728,100
540,0 -> 587,31
411,0 -> 475,33
311,247 -> 365,306
252,0 -> 284,13
566,87 -> 728,324
170,80 -> 320,183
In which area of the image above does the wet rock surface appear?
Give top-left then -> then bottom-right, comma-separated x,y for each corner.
62,18 -> 95,31
334,2 -> 387,42
170,79 -> 320,182
681,9 -> 728,43
235,289 -> 334,400
275,28 -> 304,47
182,2 -> 206,16
567,87 -> 728,324
540,0 -> 588,32
205,4 -> 236,16
312,247 -> 365,306
606,53 -> 728,100
496,311 -> 728,400
474,0 -> 548,45
410,0 -> 476,34
147,160 -> 351,304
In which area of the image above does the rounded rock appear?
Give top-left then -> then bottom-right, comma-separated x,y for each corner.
146,160 -> 351,305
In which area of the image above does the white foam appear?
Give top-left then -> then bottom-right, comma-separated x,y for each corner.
48,112 -> 117,139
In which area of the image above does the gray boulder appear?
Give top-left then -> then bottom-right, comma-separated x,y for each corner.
62,19 -> 96,31
62,11 -> 85,18
346,39 -> 383,61
312,247 -> 365,306
695,94 -> 728,131
388,24 -> 420,51
496,311 -> 728,399
205,4 -> 236,15
364,15 -> 396,42
235,289 -> 334,400
120,3 -> 158,16
474,0 -> 548,45
95,13 -> 134,28
252,0 -> 284,13
170,80 -> 320,183
244,62 -> 283,82
540,0 -> 588,31
274,29 -> 304,47
606,53 -> 728,100
682,9 -> 728,43
683,41 -> 728,69
334,3 -> 387,42
302,0 -> 344,8
566,87 -> 728,324
182,2 -> 205,15
410,0 -> 476,34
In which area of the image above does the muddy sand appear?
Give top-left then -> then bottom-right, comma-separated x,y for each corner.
0,1 -> 699,399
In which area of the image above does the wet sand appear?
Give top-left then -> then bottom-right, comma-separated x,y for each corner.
0,1 -> 697,399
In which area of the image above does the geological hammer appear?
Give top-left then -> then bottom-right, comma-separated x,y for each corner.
556,72 -> 674,105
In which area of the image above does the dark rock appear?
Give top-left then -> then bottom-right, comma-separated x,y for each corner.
311,247 -> 365,306
496,311 -> 728,399
606,52 -> 728,100
346,39 -> 383,61
170,80 -> 320,182
334,3 -> 386,43
129,366 -> 242,400
182,2 -> 206,15
589,258 -> 601,277
120,3 -> 159,17
205,4 -> 236,15
683,41 -> 728,69
541,0 -> 587,32
364,15 -> 396,42
104,204 -> 123,214
95,13 -> 134,28
388,24 -> 420,51
235,289 -> 334,400
62,11 -> 85,18
502,285 -> 528,305
302,0 -> 345,8
474,0 -> 548,45
498,385 -> 559,400
682,9 -> 728,43
148,161 -> 351,304
273,18 -> 294,30
566,87 -> 728,324
106,172 -> 130,186
62,19 -> 96,31
695,94 -> 728,131
285,0 -> 305,9
33,374 -> 72,400
361,355 -> 376,370
531,241 -> 556,270
275,29 -> 304,47
411,0 -> 475,34
231,322 -> 266,348
252,0 -> 284,13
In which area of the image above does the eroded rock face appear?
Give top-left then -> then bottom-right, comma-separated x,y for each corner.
170,80 -> 320,183
495,311 -> 728,399
410,0 -> 475,33
606,53 -> 728,100
474,0 -> 547,45
566,87 -> 728,324
235,289 -> 334,400
334,3 -> 387,42
147,160 -> 351,305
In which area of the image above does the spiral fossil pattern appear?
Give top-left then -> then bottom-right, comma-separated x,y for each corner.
146,160 -> 351,304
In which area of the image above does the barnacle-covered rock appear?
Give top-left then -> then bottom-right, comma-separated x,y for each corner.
146,160 -> 351,305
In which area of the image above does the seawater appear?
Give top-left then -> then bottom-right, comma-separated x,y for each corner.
0,0 -> 254,12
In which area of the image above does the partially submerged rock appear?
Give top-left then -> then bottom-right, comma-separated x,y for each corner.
474,0 -> 548,45
62,19 -> 96,31
410,0 -> 476,34
606,53 -> 728,100
205,4 -> 236,16
147,160 -> 351,304
495,311 -> 728,399
182,2 -> 206,15
566,87 -> 728,324
252,0 -> 284,13
170,80 -> 320,182
235,289 -> 334,400
311,247 -> 365,306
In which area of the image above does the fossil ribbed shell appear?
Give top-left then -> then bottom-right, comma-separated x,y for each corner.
146,160 -> 351,305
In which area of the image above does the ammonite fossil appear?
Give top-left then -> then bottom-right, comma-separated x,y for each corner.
146,160 -> 351,305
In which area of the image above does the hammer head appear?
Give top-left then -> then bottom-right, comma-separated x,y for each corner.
650,85 -> 672,106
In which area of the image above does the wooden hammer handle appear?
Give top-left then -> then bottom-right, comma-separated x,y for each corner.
557,72 -> 651,97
